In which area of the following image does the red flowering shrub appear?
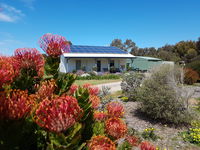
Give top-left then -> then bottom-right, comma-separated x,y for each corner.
35,96 -> 83,132
140,141 -> 156,150
107,102 -> 124,118
126,135 -> 140,147
39,33 -> 70,57
184,68 -> 199,85
105,117 -> 127,139
93,111 -> 107,121
0,56 -> 15,88
83,83 -> 92,89
88,135 -> 116,150
0,90 -> 34,120
36,79 -> 56,100
69,84 -> 78,95
89,95 -> 100,109
14,48 -> 45,77
83,83 -> 99,95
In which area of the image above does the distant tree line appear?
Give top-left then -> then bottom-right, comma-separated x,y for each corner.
110,37 -> 200,76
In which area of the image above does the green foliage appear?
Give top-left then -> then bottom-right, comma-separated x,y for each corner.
56,73 -> 76,96
76,74 -> 121,80
141,128 -> 159,141
46,123 -> 83,150
93,121 -> 105,136
0,119 -> 38,150
117,141 -> 132,150
174,41 -> 197,59
74,87 -> 94,142
44,56 -> 60,78
121,72 -> 144,101
136,65 -> 193,124
182,121 -> 200,146
12,68 -> 41,94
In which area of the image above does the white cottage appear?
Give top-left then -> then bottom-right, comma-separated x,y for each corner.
59,45 -> 135,73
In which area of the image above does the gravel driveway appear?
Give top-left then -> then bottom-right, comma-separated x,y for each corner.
95,81 -> 122,93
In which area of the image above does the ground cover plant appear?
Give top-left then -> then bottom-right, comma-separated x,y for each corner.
0,33 -> 156,150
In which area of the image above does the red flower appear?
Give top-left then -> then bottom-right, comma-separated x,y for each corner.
89,95 -> 100,109
39,33 -> 70,57
93,111 -> 107,121
105,117 -> 127,139
88,135 -> 116,150
0,56 -> 15,88
35,96 -> 83,132
125,135 -> 139,147
83,83 -> 92,89
107,102 -> 124,118
14,48 -> 45,77
0,90 -> 34,120
140,141 -> 156,150
83,83 -> 99,95
69,84 -> 78,95
36,79 -> 56,100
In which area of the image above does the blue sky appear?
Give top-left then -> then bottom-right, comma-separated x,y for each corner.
0,0 -> 200,55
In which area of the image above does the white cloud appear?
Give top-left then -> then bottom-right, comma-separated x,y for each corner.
20,0 -> 36,10
0,3 -> 25,22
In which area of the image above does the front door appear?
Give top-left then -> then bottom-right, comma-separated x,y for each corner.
97,60 -> 101,72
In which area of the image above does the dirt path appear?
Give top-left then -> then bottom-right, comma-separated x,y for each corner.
95,81 -> 121,93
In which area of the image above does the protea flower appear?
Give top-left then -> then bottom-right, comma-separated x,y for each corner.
14,48 -> 45,77
105,117 -> 127,139
0,90 -> 35,120
107,102 -> 124,118
0,56 -> 15,88
36,79 -> 56,100
93,111 -> 107,121
69,84 -> 78,95
35,96 -> 83,132
83,83 -> 99,95
88,135 -> 116,150
125,135 -> 139,147
140,141 -> 156,150
89,95 -> 100,109
39,33 -> 70,57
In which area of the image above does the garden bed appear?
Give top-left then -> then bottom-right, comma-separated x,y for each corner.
124,101 -> 200,150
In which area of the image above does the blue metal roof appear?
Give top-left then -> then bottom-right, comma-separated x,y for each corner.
69,45 -> 127,54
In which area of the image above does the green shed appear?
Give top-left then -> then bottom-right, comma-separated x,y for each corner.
127,56 -> 163,71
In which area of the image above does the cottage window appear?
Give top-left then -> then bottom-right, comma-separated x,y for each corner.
76,60 -> 81,70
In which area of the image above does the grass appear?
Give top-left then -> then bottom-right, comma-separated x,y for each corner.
74,79 -> 121,86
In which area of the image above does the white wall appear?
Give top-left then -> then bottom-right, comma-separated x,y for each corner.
60,57 -> 128,73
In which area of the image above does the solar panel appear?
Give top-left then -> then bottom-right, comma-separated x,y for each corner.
69,45 -> 127,54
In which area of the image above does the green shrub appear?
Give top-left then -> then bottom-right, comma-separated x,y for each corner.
136,65 -> 193,124
121,72 -> 144,101
186,60 -> 200,76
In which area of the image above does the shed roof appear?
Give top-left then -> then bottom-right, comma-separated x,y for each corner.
135,56 -> 162,61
